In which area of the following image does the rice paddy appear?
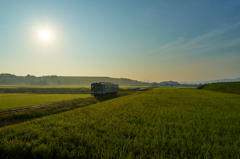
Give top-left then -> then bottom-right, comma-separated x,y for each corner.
0,94 -> 91,111
0,88 -> 240,158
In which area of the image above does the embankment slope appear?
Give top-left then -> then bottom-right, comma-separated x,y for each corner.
198,82 -> 240,94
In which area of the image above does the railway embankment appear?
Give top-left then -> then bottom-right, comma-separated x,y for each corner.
197,82 -> 240,94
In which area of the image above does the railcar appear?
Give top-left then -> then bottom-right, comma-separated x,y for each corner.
91,82 -> 119,97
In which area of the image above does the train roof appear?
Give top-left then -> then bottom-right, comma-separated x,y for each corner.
91,82 -> 118,85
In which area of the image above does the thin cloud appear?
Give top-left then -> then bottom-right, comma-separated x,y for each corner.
149,21 -> 240,61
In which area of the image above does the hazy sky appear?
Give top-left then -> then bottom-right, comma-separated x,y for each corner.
1,0 -> 240,82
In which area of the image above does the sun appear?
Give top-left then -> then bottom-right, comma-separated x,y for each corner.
40,30 -> 51,41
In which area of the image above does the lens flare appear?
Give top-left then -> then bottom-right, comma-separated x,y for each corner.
40,30 -> 51,40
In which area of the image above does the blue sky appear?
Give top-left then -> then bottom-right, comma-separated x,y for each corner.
0,0 -> 240,82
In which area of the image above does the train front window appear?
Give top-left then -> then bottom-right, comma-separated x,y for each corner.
91,85 -> 97,90
98,85 -> 102,89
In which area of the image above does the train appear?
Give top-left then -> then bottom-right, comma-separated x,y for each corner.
91,82 -> 119,97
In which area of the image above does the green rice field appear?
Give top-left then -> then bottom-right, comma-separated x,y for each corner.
0,85 -> 149,89
0,85 -> 150,94
0,94 -> 91,111
0,88 -> 240,158
0,85 -> 90,88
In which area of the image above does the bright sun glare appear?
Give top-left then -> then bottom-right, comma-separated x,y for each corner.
40,30 -> 51,41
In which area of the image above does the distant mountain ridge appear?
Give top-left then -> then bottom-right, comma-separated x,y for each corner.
180,77 -> 240,84
0,73 -> 150,86
1,73 -> 239,86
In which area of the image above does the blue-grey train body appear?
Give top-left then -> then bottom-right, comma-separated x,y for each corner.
91,82 -> 119,97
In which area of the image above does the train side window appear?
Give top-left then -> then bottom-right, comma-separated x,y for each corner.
98,85 -> 102,89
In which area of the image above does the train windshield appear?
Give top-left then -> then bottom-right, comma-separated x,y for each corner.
91,85 -> 97,89
91,85 -> 102,90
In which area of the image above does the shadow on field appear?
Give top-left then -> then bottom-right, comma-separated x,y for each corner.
0,91 -> 134,128
95,91 -> 132,102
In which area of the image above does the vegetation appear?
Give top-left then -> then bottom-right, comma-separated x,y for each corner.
0,91 -> 133,128
197,82 -> 240,94
0,89 -> 240,158
0,98 -> 96,128
0,85 -> 90,88
0,87 -> 90,94
0,85 -> 148,94
119,86 -> 150,90
196,84 -> 207,89
0,94 -> 91,110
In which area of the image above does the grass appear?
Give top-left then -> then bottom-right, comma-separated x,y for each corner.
0,85 -> 149,89
0,88 -> 240,158
0,85 -> 90,88
119,86 -> 150,90
0,94 -> 91,111
0,91 -> 134,128
198,82 -> 240,94
0,85 -> 149,93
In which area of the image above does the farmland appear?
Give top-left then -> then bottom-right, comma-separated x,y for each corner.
0,88 -> 240,158
0,94 -> 91,111
0,85 -> 90,89
0,85 -> 149,94
0,85 -> 90,94
0,84 -> 146,111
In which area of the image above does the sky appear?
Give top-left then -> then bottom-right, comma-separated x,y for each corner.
0,0 -> 240,82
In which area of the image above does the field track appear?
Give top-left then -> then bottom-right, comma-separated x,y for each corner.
0,97 -> 93,115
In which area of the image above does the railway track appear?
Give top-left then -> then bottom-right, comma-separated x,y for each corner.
0,97 -> 93,115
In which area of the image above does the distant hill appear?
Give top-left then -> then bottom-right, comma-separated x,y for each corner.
198,82 -> 240,94
206,78 -> 240,83
0,73 -> 150,86
181,77 -> 240,84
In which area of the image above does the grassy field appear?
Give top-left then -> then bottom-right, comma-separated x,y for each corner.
0,85 -> 149,94
198,82 -> 240,94
0,92 -> 134,128
0,85 -> 149,89
119,86 -> 150,90
0,85 -> 90,88
0,88 -> 240,158
0,94 -> 91,111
